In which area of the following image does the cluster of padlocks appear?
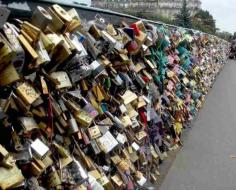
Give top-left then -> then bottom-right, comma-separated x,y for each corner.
0,4 -> 229,190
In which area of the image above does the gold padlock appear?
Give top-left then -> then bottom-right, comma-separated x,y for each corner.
0,33 -> 16,71
89,24 -> 102,40
18,34 -> 38,60
0,145 -> 8,160
117,160 -> 130,173
74,111 -> 93,127
88,169 -> 102,180
0,63 -> 19,87
81,79 -> 88,91
30,155 -> 53,176
47,167 -> 62,190
21,21 -> 41,42
111,155 -> 121,165
0,164 -> 25,190
111,174 -> 124,187
87,125 -> 101,139
92,85 -> 105,102
16,82 -> 40,105
135,130 -> 147,141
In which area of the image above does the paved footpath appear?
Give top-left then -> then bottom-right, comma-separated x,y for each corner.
160,60 -> 236,190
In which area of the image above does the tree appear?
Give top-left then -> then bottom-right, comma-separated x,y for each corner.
175,0 -> 192,28
192,10 -> 216,34
216,31 -> 232,42
233,32 -> 236,39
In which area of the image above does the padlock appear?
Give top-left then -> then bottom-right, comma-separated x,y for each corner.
31,6 -> 52,31
117,159 -> 130,173
0,7 -> 10,29
50,71 -> 72,89
0,145 -> 8,161
111,174 -> 124,187
40,76 -> 49,95
136,96 -> 147,109
150,173 -> 158,183
136,131 -> 147,141
150,145 -> 158,159
0,63 -> 19,87
50,41 -> 72,66
16,82 -> 40,105
87,125 -> 101,139
120,115 -> 132,128
63,54 -> 92,83
120,90 -> 138,105
30,138 -> 49,159
101,30 -> 117,51
51,4 -> 72,24
81,128 -> 91,145
35,39 -> 51,67
85,32 -> 101,59
98,175 -> 114,190
30,155 -> 53,176
74,110 -> 93,127
19,117 -> 38,133
97,131 -> 118,154
66,159 -> 88,185
81,79 -> 89,91
89,24 -> 102,40
59,155 -> 73,169
105,111 -> 124,128
0,164 -> 25,190
27,177 -> 41,190
3,23 -> 25,73
81,98 -> 99,119
90,60 -> 106,78
53,142 -> 69,158
139,152 -> 147,166
67,113 -> 79,135
0,147 -> 15,169
11,126 -> 23,152
47,167 -> 62,190
65,32 -> 86,54
18,34 -> 38,61
111,155 -> 121,165
0,33 -> 16,72
47,7 -> 64,32
88,169 -> 102,180
90,140 -> 101,155
98,55 -> 111,67
116,133 -> 127,145
21,21 -> 41,42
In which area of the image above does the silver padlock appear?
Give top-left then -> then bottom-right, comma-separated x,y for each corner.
68,113 -> 79,135
30,138 -> 49,160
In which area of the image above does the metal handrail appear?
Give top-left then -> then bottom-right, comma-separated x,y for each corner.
1,0 -> 228,42
36,0 -> 229,42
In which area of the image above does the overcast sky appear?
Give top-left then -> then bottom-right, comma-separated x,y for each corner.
201,0 -> 236,33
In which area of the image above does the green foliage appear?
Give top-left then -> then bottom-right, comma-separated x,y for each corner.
215,31 -> 233,42
233,32 -> 236,39
192,9 -> 216,34
175,0 -> 192,28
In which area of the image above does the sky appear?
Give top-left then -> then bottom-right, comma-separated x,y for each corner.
201,0 -> 236,33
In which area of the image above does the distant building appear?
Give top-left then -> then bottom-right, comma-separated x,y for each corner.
91,0 -> 159,14
91,0 -> 201,19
